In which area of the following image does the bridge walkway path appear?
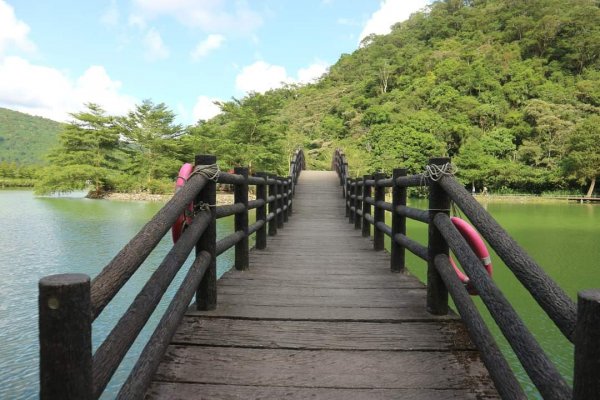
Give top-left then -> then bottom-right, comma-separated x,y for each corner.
146,170 -> 498,399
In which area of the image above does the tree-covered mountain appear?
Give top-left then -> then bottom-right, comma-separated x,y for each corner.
261,0 -> 599,195
0,107 -> 63,164
36,0 -> 600,196
0,108 -> 63,187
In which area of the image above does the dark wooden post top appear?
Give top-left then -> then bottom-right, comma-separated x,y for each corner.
574,289 -> 600,399
39,273 -> 92,400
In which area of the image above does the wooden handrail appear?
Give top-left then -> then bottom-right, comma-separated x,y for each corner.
38,149 -> 305,400
332,147 -> 599,399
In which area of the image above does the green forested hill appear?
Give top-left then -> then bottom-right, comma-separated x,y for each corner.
255,0 -> 599,195
34,0 -> 600,196
0,107 -> 63,164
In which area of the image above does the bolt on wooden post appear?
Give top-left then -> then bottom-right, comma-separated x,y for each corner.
39,273 -> 93,400
373,173 -> 386,251
391,168 -> 407,272
234,166 -> 249,271
362,175 -> 372,238
427,157 -> 450,315
255,172 -> 267,249
195,154 -> 217,311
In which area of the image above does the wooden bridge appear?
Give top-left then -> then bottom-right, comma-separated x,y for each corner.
39,149 -> 600,400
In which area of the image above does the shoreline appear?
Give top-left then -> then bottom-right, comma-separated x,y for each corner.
104,191 -> 249,204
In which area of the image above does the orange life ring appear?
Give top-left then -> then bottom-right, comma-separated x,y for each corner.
171,163 -> 194,243
449,217 -> 493,295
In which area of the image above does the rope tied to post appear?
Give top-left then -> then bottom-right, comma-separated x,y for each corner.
190,163 -> 220,182
422,162 -> 457,182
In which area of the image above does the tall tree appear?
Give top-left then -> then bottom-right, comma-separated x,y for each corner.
36,103 -> 121,196
562,115 -> 600,197
118,100 -> 185,188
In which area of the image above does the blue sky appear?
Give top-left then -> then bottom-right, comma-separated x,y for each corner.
0,0 -> 429,124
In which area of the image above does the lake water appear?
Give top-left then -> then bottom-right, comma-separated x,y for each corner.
0,191 -> 598,398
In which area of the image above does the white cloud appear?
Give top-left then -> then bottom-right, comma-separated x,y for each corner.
191,34 -> 225,60
0,0 -> 36,55
0,56 -> 137,121
143,27 -> 169,60
132,0 -> 262,34
235,61 -> 292,94
235,60 -> 330,94
359,0 -> 429,44
297,61 -> 329,84
192,96 -> 222,122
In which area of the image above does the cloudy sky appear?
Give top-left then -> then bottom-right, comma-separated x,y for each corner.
0,0 -> 429,124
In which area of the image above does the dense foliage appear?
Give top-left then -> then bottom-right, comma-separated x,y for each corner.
0,108 -> 62,187
18,0 -> 600,196
275,0 -> 600,195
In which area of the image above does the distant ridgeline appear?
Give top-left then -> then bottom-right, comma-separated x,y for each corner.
0,107 -> 62,164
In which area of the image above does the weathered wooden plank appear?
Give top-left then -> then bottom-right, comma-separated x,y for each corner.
153,346 -> 495,392
213,289 -> 428,308
216,277 -> 422,289
147,382 -> 498,400
172,318 -> 475,350
186,303 -> 459,321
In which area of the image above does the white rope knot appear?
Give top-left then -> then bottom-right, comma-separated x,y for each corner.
191,164 -> 220,182
422,162 -> 457,184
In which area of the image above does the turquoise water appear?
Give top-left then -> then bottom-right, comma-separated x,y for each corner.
0,190 -> 237,399
0,190 -> 598,398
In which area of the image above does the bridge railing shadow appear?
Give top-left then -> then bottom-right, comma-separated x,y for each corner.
38,150 -> 305,399
333,148 -> 598,400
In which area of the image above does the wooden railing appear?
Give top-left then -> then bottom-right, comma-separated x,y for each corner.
333,148 -> 600,400
38,149 -> 305,400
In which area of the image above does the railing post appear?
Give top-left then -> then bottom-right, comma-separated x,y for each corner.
373,172 -> 386,251
574,289 -> 600,399
277,177 -> 284,229
362,175 -> 371,238
196,154 -> 217,311
345,178 -> 351,217
427,157 -> 450,315
283,177 -> 289,223
268,174 -> 277,236
391,168 -> 407,272
39,273 -> 92,400
287,177 -> 293,216
354,178 -> 362,230
255,172 -> 268,249
234,166 -> 249,270
348,178 -> 355,224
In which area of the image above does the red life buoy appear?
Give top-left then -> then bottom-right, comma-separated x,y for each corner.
449,217 -> 493,295
171,163 -> 194,243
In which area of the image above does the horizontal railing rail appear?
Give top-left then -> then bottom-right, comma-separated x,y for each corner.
39,149 -> 305,400
332,148 -> 599,400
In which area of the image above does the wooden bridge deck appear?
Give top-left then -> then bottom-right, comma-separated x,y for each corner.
146,171 -> 499,399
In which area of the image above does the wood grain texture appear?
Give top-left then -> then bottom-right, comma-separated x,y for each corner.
148,171 -> 498,399
147,382 -> 498,400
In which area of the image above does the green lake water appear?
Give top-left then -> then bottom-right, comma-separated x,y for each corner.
401,198 -> 600,398
0,190 -> 598,398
